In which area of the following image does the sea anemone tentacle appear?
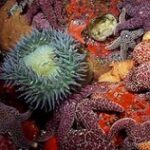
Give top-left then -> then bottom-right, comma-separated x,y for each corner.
0,29 -> 87,111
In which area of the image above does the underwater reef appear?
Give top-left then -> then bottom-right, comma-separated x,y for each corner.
1,0 -> 150,149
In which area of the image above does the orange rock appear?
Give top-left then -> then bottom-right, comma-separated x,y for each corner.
137,141 -> 150,150
142,31 -> 150,41
0,0 -> 31,52
87,55 -> 111,81
98,60 -> 134,83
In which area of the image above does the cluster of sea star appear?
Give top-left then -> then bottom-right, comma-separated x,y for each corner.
107,0 -> 150,60
116,0 -> 150,33
37,83 -> 124,149
109,118 -> 150,149
2,82 -> 150,149
124,40 -> 150,98
36,82 -> 150,150
10,0 -> 67,29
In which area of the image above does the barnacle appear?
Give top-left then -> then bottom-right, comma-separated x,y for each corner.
1,29 -> 87,111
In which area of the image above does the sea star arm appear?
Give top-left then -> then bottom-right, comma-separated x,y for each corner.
25,1 -> 39,24
124,68 -> 141,92
120,43 -> 128,60
145,92 -> 150,101
54,0 -> 66,24
9,123 -> 36,148
76,99 -> 103,131
115,17 -> 144,35
37,111 -> 61,142
108,118 -> 136,139
142,121 -> 150,131
129,41 -> 136,49
16,110 -> 32,121
57,102 -> 76,145
143,20 -> 150,31
76,98 -> 124,131
119,8 -> 126,23
131,28 -> 144,39
106,37 -> 121,50
38,0 -> 58,28
0,127 -> 9,134
61,129 -> 114,150
90,98 -> 124,113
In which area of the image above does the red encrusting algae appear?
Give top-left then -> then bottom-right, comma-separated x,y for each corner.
44,136 -> 58,150
22,120 -> 39,141
96,83 -> 150,134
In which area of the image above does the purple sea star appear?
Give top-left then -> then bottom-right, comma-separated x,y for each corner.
108,118 -> 150,149
0,102 -> 36,148
15,0 -> 67,29
61,129 -> 114,150
38,83 -> 124,149
115,0 -> 150,34
106,7 -> 144,60
107,29 -> 144,60
124,62 -> 150,93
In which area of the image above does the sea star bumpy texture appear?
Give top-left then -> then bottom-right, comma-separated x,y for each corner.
133,40 -> 150,65
0,102 -> 33,148
107,29 -> 144,60
124,62 -> 150,93
115,0 -> 150,34
38,83 -> 124,149
0,29 -> 87,111
61,129 -> 114,150
108,118 -> 150,149
16,0 -> 67,29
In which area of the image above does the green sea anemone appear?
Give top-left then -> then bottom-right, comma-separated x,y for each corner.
1,29 -> 87,111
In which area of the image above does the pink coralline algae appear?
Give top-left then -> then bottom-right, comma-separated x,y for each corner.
32,12 -> 51,30
38,83 -> 124,149
115,0 -> 150,34
124,62 -> 150,93
0,102 -> 35,148
108,118 -> 150,149
133,40 -> 150,65
18,0 -> 67,29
